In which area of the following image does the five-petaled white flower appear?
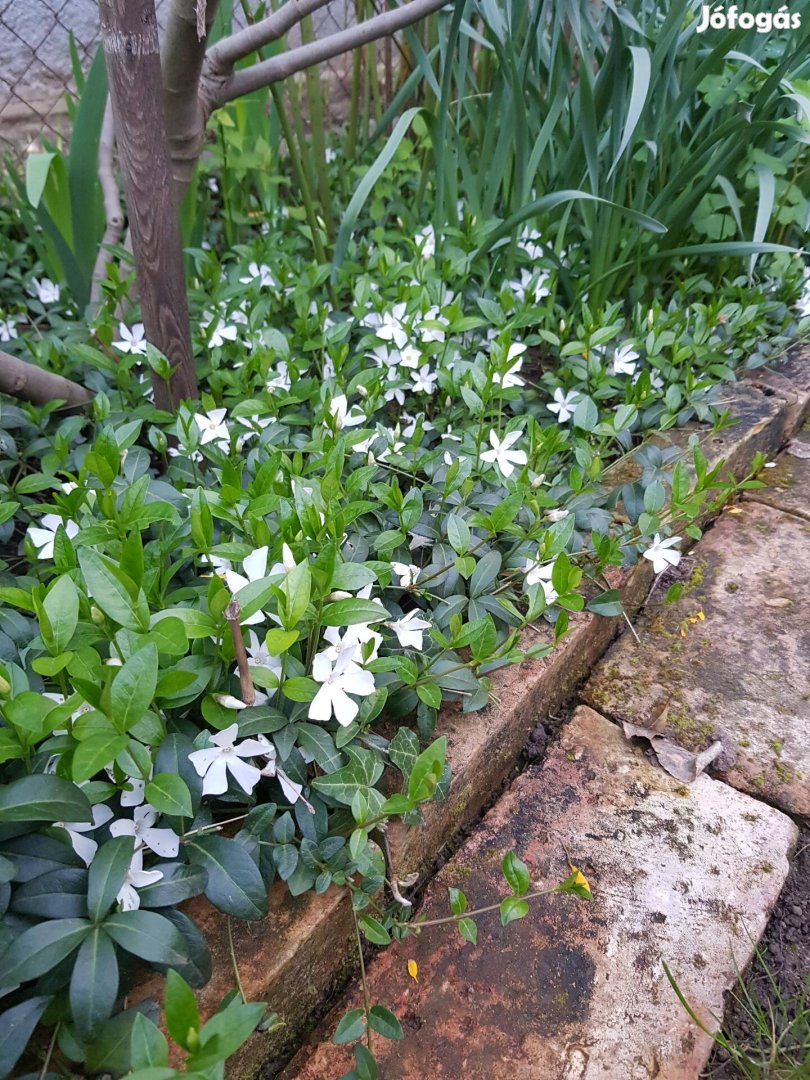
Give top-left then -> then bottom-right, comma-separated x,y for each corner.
110,804 -> 180,858
493,342 -> 527,388
309,644 -> 376,727
480,429 -> 528,478
329,394 -> 366,430
524,559 -> 558,605
188,723 -> 270,795
391,562 -> 420,587
415,225 -> 436,258
611,344 -> 640,376
208,319 -> 238,349
386,610 -> 431,650
241,629 -> 283,695
410,365 -> 438,395
55,804 -> 114,866
643,534 -> 682,575
267,362 -> 292,393
375,304 -> 408,350
0,317 -> 18,342
28,514 -> 79,560
193,407 -> 230,452
239,261 -> 276,287
113,322 -> 148,356
32,277 -> 60,305
547,388 -> 580,423
224,547 -> 271,626
116,847 -> 163,912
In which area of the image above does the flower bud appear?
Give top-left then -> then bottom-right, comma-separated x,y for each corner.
0,675 -> 10,695
327,590 -> 352,601
91,606 -> 106,625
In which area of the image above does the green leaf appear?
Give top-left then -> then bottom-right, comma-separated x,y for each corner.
282,676 -> 319,702
145,773 -> 193,817
502,851 -> 530,897
458,918 -> 478,945
185,835 -> 268,920
407,737 -> 447,803
332,1007 -> 367,1045
73,730 -> 129,783
388,727 -> 419,780
330,563 -> 376,591
321,598 -> 389,627
0,919 -> 90,993
354,1042 -> 379,1080
70,927 -> 119,1040
446,514 -> 471,554
295,724 -> 342,772
102,910 -> 188,966
278,560 -> 311,629
263,628 -> 299,656
0,773 -> 92,823
164,969 -> 200,1050
499,896 -> 529,926
189,1000 -> 265,1064
448,887 -> 467,916
130,1013 -> 169,1070
587,589 -> 623,618
368,1005 -> 403,1041
42,574 -> 79,654
0,996 -> 52,1078
79,549 -> 147,631
88,836 -> 135,921
358,914 -> 391,946
416,682 -> 442,710
110,643 -> 159,732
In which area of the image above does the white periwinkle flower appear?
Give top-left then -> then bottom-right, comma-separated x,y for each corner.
547,388 -> 580,423
493,342 -> 527,388
193,407 -> 230,452
643,534 -> 682,575
524,559 -> 558,605
375,304 -> 408,349
611,344 -> 640,376
208,319 -> 238,349
479,429 -> 528,478
116,848 -> 163,912
188,723 -> 270,796
224,547 -> 270,626
28,514 -> 79,560
32,277 -> 60,305
415,224 -> 436,258
110,804 -> 180,858
239,261 -> 276,287
113,322 -> 148,356
329,394 -> 366,430
386,610 -> 431,650
410,365 -> 438,395
0,317 -> 18,342
391,562 -> 420,587
309,645 -> 376,727
55,804 -> 114,866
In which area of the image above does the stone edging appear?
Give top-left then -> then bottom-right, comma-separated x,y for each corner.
129,345 -> 810,1078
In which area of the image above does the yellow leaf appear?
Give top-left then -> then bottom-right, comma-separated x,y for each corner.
407,959 -> 418,981
571,868 -> 591,897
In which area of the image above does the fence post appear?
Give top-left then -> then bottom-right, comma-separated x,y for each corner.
97,0 -> 198,410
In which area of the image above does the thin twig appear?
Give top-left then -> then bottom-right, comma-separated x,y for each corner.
352,905 -> 374,1054
39,1023 -> 59,1080
227,916 -> 247,1002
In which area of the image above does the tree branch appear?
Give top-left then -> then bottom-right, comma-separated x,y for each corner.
0,351 -> 92,408
205,0 -> 332,74
90,100 -> 125,308
206,0 -> 451,108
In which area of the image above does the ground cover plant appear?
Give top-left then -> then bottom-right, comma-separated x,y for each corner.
0,0 -> 809,1076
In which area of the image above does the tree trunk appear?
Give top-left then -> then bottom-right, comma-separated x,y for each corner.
98,0 -> 198,411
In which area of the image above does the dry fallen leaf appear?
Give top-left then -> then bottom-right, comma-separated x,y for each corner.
407,959 -> 418,981
622,721 -> 723,783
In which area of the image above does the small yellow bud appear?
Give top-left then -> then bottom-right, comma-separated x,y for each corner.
91,606 -> 106,625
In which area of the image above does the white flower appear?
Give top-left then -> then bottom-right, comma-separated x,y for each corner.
418,305 -> 448,344
547,388 -> 580,423
241,629 -> 283,695
524,559 -> 558,605
399,345 -> 422,370
415,224 -> 436,258
208,319 -> 238,349
375,304 -> 408,350
267,362 -> 292,393
55,804 -> 114,866
514,268 -> 550,304
188,723 -> 269,796
410,365 -> 438,395
309,645 -> 376,727
239,261 -> 276,287
32,277 -> 60,305
193,407 -> 230,452
28,514 -> 79,560
113,322 -> 148,356
611,344 -> 640,376
383,371 -> 406,406
386,610 -> 431,650
110,804 -> 180,858
116,848 -> 163,912
479,429 -> 527,478
0,317 -> 18,342
517,228 -> 544,261
643,534 -> 682,575
545,508 -> 569,523
391,562 -> 420,587
224,547 -> 270,626
493,342 -> 527,388
329,394 -> 366,430
796,290 -> 810,318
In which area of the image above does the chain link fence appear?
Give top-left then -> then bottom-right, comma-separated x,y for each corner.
0,0 -> 394,158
